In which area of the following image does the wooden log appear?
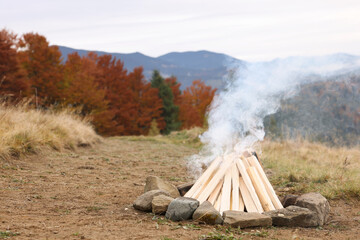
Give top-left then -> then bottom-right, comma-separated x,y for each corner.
193,167 -> 218,199
251,151 -> 260,162
247,166 -> 275,211
214,190 -> 222,212
231,166 -> 240,211
239,176 -> 257,212
185,156 -> 222,198
252,152 -> 264,168
208,178 -> 223,205
220,168 -> 232,213
241,155 -> 250,168
247,156 -> 283,209
186,157 -> 222,198
197,154 -> 234,203
236,159 -> 264,213
239,188 -> 245,211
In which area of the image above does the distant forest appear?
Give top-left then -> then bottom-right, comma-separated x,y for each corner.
1,29 -> 359,145
264,74 -> 360,146
0,29 -> 216,136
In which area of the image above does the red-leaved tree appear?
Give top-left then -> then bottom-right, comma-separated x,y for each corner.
165,76 -> 182,106
62,52 -> 109,130
0,29 -> 29,99
179,80 -> 216,129
126,67 -> 164,135
18,32 -> 63,106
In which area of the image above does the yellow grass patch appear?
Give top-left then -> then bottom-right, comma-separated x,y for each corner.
0,103 -> 101,159
261,140 -> 360,199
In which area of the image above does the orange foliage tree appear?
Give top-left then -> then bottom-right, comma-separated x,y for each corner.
127,67 -> 164,135
94,55 -> 163,135
0,29 -> 29,99
179,80 -> 217,129
18,33 -> 63,105
62,52 -> 109,131
95,54 -> 133,135
63,53 -> 107,113
165,76 -> 182,106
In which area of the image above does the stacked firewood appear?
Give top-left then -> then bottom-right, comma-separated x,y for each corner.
185,151 -> 283,214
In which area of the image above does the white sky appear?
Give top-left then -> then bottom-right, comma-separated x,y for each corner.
1,0 -> 360,61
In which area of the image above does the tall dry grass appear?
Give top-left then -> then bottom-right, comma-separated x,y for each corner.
261,139 -> 360,199
0,102 -> 101,159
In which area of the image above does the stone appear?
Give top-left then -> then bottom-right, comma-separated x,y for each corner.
151,195 -> 174,215
265,206 -> 318,227
177,182 -> 195,196
165,197 -> 199,221
295,192 -> 330,226
192,201 -> 223,225
133,190 -> 170,212
223,211 -> 272,228
282,194 -> 299,208
144,176 -> 180,198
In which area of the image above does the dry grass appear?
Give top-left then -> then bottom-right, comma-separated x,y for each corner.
0,103 -> 101,160
261,139 -> 360,199
120,127 -> 204,148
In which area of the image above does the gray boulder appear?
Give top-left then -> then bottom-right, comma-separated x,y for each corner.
177,182 -> 194,196
265,206 -> 318,227
144,176 -> 180,198
281,194 -> 299,208
152,195 -> 174,215
133,190 -> 170,212
165,197 -> 199,221
295,192 -> 330,226
192,201 -> 223,225
223,211 -> 272,228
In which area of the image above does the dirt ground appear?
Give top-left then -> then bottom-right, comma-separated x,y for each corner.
0,137 -> 359,240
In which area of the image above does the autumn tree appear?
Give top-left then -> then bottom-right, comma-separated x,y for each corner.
150,70 -> 180,134
0,29 -> 29,99
127,67 -> 164,135
179,79 -> 216,129
18,32 -> 63,105
165,76 -> 182,106
62,52 -> 109,131
93,55 -> 164,136
94,54 -> 130,135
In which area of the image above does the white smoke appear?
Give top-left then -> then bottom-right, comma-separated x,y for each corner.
188,54 -> 360,177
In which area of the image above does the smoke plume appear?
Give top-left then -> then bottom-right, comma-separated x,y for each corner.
188,54 -> 360,177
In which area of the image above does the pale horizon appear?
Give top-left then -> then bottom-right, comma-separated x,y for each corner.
57,45 -> 360,63
1,0 -> 360,61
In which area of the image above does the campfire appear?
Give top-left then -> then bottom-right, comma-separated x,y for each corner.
184,150 -> 283,214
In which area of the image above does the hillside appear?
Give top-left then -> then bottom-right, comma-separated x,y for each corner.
265,73 -> 360,146
58,46 -> 243,89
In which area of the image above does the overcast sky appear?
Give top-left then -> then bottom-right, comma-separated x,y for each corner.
1,0 -> 360,61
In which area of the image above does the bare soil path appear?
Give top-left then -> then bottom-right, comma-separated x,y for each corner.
1,138 -> 359,239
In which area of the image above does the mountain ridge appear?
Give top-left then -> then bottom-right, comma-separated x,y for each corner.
57,45 -> 243,89
57,45 -> 360,90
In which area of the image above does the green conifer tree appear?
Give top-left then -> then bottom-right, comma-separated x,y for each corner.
150,70 -> 180,134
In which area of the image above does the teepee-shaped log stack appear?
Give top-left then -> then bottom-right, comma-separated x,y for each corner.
185,151 -> 283,214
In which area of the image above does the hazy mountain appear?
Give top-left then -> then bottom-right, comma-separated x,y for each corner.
264,73 -> 360,146
57,46 -> 244,89
58,46 -> 360,90
57,46 -> 360,145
